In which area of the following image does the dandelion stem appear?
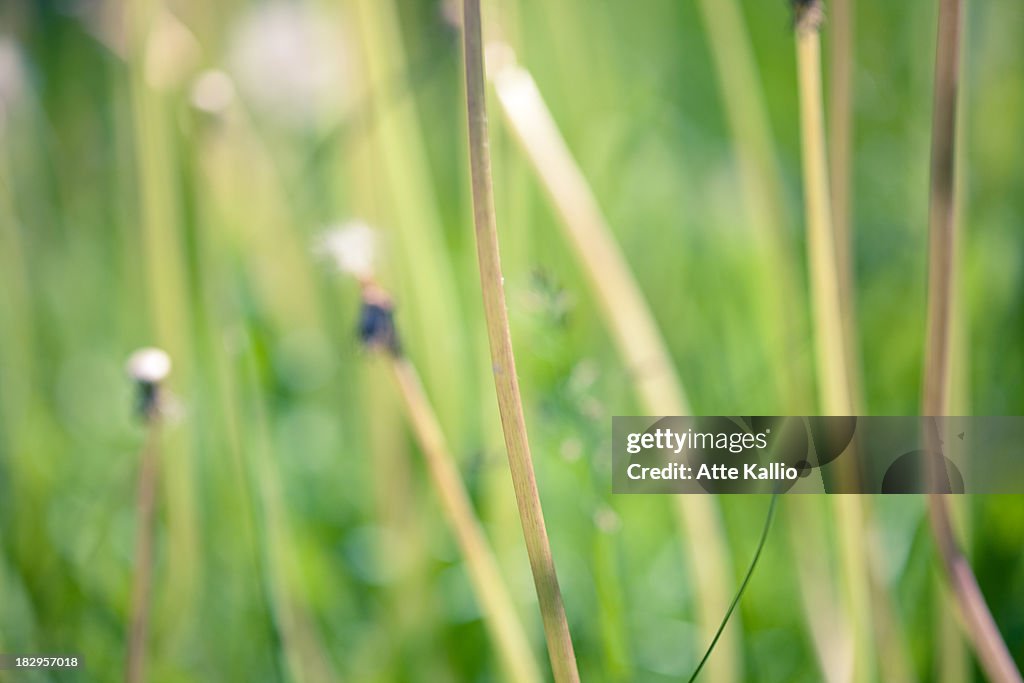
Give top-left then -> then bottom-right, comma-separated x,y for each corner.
350,0 -> 471,444
125,419 -> 160,683
795,4 -> 851,417
828,0 -> 863,410
922,1 -> 1022,680
460,3 -> 579,680
386,355 -> 543,683
794,6 -> 876,681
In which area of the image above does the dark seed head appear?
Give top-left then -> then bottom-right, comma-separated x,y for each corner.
126,347 -> 171,421
135,381 -> 161,421
792,0 -> 824,32
358,285 -> 401,356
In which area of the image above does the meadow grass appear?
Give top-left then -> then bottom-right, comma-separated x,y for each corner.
0,1 -> 1023,682
487,47 -> 741,683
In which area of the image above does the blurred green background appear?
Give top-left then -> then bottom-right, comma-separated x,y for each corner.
1,0 -> 1022,681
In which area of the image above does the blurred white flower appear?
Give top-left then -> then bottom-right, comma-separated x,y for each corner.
190,69 -> 236,115
227,2 -> 351,129
0,36 -> 27,119
126,347 -> 172,384
314,222 -> 377,281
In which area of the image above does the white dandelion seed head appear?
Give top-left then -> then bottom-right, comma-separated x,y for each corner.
227,2 -> 351,129
190,69 -> 236,114
315,222 -> 377,280
126,347 -> 172,384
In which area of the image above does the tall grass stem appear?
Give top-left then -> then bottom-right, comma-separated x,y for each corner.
460,3 -> 580,681
922,1 -> 1022,680
794,7 -> 875,681
827,0 -> 863,410
795,10 -> 852,417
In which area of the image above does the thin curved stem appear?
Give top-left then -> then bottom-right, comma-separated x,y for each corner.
687,494 -> 778,683
460,2 -> 579,681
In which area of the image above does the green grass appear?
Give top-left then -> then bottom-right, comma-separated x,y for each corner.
1,1 -> 1023,681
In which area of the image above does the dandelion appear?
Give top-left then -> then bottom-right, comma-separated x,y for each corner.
357,284 -> 401,357
227,2 -> 351,129
126,346 -> 171,420
316,224 -> 543,682
793,0 -> 825,33
124,347 -> 170,683
127,346 -> 172,384
314,221 -> 377,283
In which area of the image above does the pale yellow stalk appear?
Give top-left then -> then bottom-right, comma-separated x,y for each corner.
794,7 -> 875,682
386,356 -> 543,683
828,0 -> 863,410
796,23 -> 850,418
691,7 -> 862,676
